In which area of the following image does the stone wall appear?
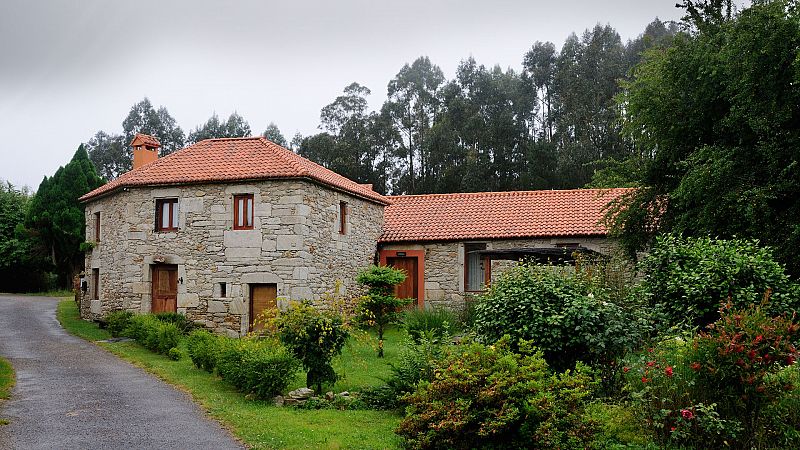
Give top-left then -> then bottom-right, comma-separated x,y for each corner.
81,179 -> 384,336
380,236 -> 615,311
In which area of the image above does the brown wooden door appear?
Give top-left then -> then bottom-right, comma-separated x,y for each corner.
249,284 -> 277,332
387,256 -> 419,306
151,265 -> 178,313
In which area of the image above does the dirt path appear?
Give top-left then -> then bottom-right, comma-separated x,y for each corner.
0,295 -> 243,450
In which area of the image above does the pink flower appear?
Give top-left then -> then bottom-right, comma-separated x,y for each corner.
681,409 -> 694,420
665,366 -> 674,377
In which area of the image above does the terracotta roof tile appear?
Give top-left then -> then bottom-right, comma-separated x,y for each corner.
131,133 -> 160,147
380,188 -> 632,242
80,137 -> 389,204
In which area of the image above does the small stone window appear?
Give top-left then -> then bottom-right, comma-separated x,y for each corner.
219,282 -> 227,298
94,212 -> 101,242
155,198 -> 179,231
233,194 -> 254,230
339,201 -> 348,234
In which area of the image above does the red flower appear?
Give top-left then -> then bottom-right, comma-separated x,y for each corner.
664,366 -> 674,377
690,362 -> 702,372
641,377 -> 649,383
670,426 -> 676,432
787,355 -> 796,365
754,335 -> 763,344
646,361 -> 656,367
623,366 -> 630,373
680,409 -> 694,420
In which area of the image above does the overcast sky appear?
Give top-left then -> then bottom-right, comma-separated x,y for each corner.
0,0 -> 685,190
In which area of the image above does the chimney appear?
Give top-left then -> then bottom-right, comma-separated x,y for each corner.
131,133 -> 161,170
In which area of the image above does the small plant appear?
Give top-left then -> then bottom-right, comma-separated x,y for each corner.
187,330 -> 220,372
153,312 -> 195,334
167,347 -> 182,361
274,302 -> 349,392
396,337 -> 597,449
106,310 -> 134,337
402,308 -> 458,344
356,265 -> 411,357
123,314 -> 181,356
79,241 -> 96,252
215,337 -> 300,399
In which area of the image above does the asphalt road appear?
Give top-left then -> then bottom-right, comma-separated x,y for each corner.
0,295 -> 243,450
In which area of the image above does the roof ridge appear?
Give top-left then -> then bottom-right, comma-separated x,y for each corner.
387,187 -> 632,199
257,137 -> 310,177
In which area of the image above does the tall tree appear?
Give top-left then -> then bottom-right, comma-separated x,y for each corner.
187,112 -> 252,143
0,181 -> 47,292
612,0 -> 800,275
382,57 -> 446,194
26,146 -> 104,286
122,98 -> 185,156
85,131 -> 125,180
262,122 -> 287,147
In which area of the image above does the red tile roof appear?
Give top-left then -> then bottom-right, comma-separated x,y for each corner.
380,188 -> 632,242
80,137 -> 389,204
131,133 -> 160,148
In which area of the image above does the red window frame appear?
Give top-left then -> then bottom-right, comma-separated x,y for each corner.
155,198 -> 179,231
233,194 -> 254,230
339,201 -> 348,234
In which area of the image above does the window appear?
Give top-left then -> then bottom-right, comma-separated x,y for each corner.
219,282 -> 227,298
464,243 -> 489,292
233,194 -> 254,230
92,268 -> 100,300
155,198 -> 179,231
339,201 -> 348,234
94,212 -> 101,242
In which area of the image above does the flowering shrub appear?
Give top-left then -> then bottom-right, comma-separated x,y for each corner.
625,303 -> 799,448
396,337 -> 597,449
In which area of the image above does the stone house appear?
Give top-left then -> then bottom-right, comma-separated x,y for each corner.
80,134 -> 628,335
377,189 -> 630,310
80,134 -> 387,336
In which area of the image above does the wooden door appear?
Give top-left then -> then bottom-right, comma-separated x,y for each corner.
151,265 -> 178,313
249,284 -> 277,332
387,257 -> 419,306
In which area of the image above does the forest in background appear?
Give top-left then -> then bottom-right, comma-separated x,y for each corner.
82,18 -> 678,194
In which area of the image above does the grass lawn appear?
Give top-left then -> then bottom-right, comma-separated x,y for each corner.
0,356 -> 13,400
57,300 -> 403,449
0,355 -> 14,426
18,289 -> 75,297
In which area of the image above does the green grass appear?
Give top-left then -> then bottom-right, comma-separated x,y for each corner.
57,300 -> 403,449
0,356 -> 14,400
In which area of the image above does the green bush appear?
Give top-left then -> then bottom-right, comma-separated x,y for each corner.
473,263 -> 647,372
106,310 -> 134,338
396,337 -> 597,449
167,347 -> 182,361
216,337 -> 300,399
402,308 -> 458,344
624,303 -> 800,449
640,234 -> 800,328
153,312 -> 195,334
275,302 -> 348,392
186,330 -> 219,372
124,314 -> 180,356
363,335 -> 446,410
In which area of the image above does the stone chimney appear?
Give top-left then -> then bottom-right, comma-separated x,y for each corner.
131,133 -> 161,170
